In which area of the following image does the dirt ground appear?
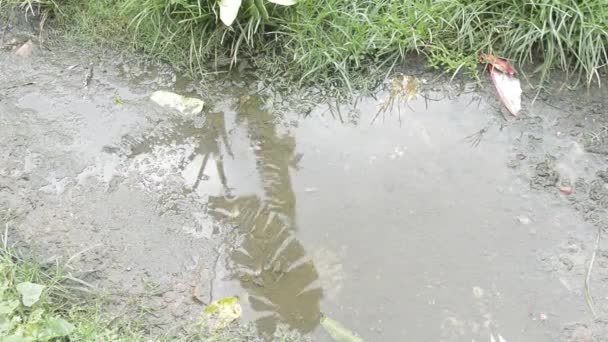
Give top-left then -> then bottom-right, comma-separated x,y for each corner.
2,22 -> 608,341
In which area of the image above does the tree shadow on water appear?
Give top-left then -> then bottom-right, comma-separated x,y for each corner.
208,96 -> 322,336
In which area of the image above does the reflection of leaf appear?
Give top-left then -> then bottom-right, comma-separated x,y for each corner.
37,318 -> 75,340
201,297 -> 242,331
219,0 -> 242,26
404,76 -> 418,101
376,74 -> 418,118
16,283 -> 45,307
267,0 -> 298,5
320,314 -> 364,342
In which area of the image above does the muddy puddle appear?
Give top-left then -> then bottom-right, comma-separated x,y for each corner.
2,33 -> 608,341
144,92 -> 599,341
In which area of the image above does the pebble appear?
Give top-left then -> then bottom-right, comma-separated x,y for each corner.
14,40 -> 34,58
571,325 -> 593,342
517,216 -> 531,225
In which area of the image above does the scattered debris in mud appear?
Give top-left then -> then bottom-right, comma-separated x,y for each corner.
531,155 -> 560,189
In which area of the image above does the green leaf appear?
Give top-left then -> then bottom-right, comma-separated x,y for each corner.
267,0 -> 297,5
0,315 -> 11,335
320,314 -> 364,342
15,283 -> 45,307
37,318 -> 75,340
1,334 -> 33,342
219,0 -> 242,26
255,0 -> 269,20
201,296 -> 241,332
0,300 -> 19,316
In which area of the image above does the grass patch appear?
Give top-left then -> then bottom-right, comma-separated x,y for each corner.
0,232 -> 152,340
2,0 -> 606,92
0,242 -> 309,340
0,208 -> 310,341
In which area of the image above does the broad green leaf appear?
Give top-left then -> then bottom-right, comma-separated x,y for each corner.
15,283 -> 45,307
219,0 -> 242,26
1,334 -> 33,342
0,300 -> 19,315
267,0 -> 297,5
201,296 -> 241,331
0,315 -> 11,335
36,318 -> 75,340
320,314 -> 364,342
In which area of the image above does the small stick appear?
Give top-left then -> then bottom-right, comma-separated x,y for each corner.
66,243 -> 102,267
584,226 -> 601,319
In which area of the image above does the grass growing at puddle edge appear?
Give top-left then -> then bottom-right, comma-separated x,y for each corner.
2,0 -> 606,93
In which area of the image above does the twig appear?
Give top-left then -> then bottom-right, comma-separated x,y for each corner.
2,82 -> 36,90
464,127 -> 488,148
66,243 -> 102,267
2,222 -> 9,249
584,226 -> 601,319
62,274 -> 97,289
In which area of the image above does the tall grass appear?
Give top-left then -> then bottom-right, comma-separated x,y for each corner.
2,0 -> 607,89
118,0 -> 291,72
280,0 -> 608,88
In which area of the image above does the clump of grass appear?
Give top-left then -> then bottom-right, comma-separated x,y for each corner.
117,0 -> 292,72
0,219 -> 152,340
279,0 -> 607,89
2,0 -> 607,92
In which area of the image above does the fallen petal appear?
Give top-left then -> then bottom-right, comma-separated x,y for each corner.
559,185 -> 573,195
490,66 -> 522,116
219,0 -> 242,26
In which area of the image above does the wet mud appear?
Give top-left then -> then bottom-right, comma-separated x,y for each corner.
2,26 -> 608,341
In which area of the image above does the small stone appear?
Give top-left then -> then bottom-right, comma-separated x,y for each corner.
517,216 -> 531,225
14,40 -> 34,58
150,90 -> 204,116
163,291 -> 177,303
571,325 -> 593,342
559,185 -> 573,195
472,286 -> 484,299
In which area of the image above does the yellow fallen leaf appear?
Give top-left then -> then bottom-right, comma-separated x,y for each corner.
200,296 -> 242,332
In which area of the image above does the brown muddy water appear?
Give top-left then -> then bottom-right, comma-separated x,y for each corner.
2,33 -> 608,341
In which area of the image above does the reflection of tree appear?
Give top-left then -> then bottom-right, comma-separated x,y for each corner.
184,112 -> 233,193
111,96 -> 322,335
208,96 -> 322,336
120,112 -> 233,193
